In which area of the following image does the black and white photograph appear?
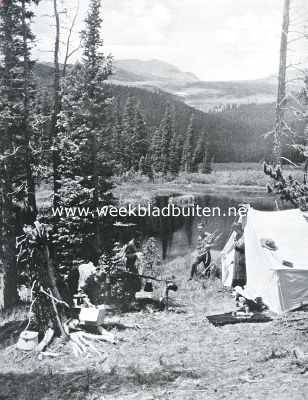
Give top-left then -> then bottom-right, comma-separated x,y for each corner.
1,0 -> 308,399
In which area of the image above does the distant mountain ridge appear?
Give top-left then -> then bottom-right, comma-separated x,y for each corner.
35,59 -> 286,111
111,58 -> 279,111
114,59 -> 199,84
33,61 -> 295,163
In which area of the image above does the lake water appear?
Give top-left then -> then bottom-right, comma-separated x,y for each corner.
112,189 -> 287,260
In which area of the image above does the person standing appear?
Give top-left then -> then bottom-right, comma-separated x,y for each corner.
232,222 -> 246,288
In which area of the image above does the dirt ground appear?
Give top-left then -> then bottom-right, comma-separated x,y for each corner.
1,256 -> 308,400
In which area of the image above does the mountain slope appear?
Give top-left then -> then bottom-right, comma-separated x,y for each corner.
114,59 -> 199,84
111,59 -> 278,111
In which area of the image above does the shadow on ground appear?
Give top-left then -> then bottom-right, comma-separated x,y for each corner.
0,365 -> 201,400
0,320 -> 27,350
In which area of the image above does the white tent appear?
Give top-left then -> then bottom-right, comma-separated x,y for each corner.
221,230 -> 236,287
222,208 -> 308,313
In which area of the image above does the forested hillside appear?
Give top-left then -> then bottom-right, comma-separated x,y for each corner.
34,63 -> 278,163
111,85 -> 277,162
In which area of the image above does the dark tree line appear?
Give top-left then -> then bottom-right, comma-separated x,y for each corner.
108,95 -> 212,177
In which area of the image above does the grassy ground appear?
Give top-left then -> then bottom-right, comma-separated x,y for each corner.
1,255 -> 308,400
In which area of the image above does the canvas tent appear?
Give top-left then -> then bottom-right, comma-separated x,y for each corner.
221,207 -> 308,313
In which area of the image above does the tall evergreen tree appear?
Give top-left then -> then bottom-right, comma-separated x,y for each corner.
56,0 -> 113,265
150,128 -> 163,172
195,132 -> 212,174
160,104 -> 175,174
133,105 -> 148,170
169,130 -> 181,175
111,99 -> 124,170
192,134 -> 204,171
122,96 -> 136,170
0,0 -> 40,308
181,114 -> 194,172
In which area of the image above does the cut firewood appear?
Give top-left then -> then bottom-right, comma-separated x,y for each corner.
69,330 -> 112,357
35,328 -> 54,353
96,327 -> 117,343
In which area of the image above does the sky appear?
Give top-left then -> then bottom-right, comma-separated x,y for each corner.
33,0 -> 308,81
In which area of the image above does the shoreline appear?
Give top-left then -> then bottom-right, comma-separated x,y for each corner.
113,181 -> 268,207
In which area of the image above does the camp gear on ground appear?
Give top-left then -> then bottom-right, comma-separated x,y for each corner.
17,330 -> 39,351
144,281 -> 153,292
135,290 -> 154,300
207,312 -> 272,327
79,307 -> 106,327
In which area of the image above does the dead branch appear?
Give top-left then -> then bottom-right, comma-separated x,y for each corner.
49,288 -> 69,340
0,147 -> 21,162
62,0 -> 80,77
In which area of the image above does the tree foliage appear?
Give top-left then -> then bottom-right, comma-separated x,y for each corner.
54,0 -> 114,266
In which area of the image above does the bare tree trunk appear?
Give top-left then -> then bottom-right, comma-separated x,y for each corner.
21,0 -> 37,218
33,242 -> 68,337
0,8 -> 19,309
62,0 -> 80,78
273,0 -> 291,163
51,0 -> 61,209
1,162 -> 18,309
91,126 -> 101,262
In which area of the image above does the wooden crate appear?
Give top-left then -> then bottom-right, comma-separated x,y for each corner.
79,307 -> 106,326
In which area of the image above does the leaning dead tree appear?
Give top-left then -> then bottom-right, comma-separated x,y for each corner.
273,0 -> 291,163
51,0 -> 61,209
50,0 -> 81,209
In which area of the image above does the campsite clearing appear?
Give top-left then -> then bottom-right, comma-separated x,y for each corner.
1,255 -> 308,400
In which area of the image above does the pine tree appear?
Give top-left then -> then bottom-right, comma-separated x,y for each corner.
181,114 -> 194,172
111,99 -> 124,170
201,132 -> 212,174
192,131 -> 212,173
122,96 -> 136,170
150,128 -> 163,172
192,134 -> 205,171
56,0 -> 114,265
169,131 -> 180,175
0,0 -> 40,308
139,153 -> 153,180
160,104 -> 175,175
133,106 -> 148,169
